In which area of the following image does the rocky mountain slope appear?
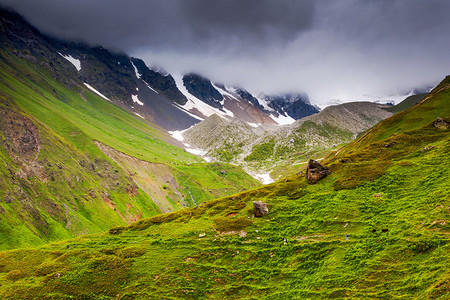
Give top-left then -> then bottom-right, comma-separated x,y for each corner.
0,76 -> 447,299
1,7 -> 319,133
182,101 -> 393,177
0,7 -> 260,250
261,93 -> 319,119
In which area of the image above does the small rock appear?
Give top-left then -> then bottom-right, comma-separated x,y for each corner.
54,272 -> 61,278
434,117 -> 449,129
306,160 -> 331,184
253,201 -> 269,217
373,193 -> 382,198
198,233 -> 206,237
109,229 -> 120,234
384,141 -> 398,148
421,145 -> 435,152
4,197 -> 12,203
239,231 -> 247,237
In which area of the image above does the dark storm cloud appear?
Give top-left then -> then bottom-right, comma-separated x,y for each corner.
179,0 -> 314,44
0,0 -> 315,51
1,0 -> 450,105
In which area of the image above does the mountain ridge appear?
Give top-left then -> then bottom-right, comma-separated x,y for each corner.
0,75 -> 447,299
0,7 -> 261,250
182,101 -> 393,177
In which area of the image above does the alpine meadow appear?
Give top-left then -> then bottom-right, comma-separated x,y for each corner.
0,2 -> 449,300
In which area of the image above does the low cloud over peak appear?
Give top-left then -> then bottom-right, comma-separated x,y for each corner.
2,0 -> 449,106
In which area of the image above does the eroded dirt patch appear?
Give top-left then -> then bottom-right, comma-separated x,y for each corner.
0,108 -> 46,181
95,140 -> 187,213
0,108 -> 41,161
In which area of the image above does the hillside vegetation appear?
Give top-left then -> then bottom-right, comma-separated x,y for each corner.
0,77 -> 448,299
0,43 -> 259,250
184,101 -> 392,179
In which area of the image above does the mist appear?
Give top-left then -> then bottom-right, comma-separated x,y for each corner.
1,0 -> 449,106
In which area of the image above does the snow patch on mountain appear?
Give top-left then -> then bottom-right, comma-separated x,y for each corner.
134,112 -> 145,119
132,94 -> 144,105
269,112 -> 296,125
58,52 -> 81,71
131,60 -> 141,79
83,83 -> 111,101
168,128 -> 188,142
243,169 -> 274,184
254,94 -> 274,112
173,74 -> 234,120
173,105 -> 203,121
212,84 -> 239,101
255,172 -> 275,184
169,127 -> 211,161
185,148 -> 208,156
132,60 -> 160,94
142,81 -> 159,94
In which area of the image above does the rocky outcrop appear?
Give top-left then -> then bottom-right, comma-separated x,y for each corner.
253,201 -> 269,217
183,73 -> 223,108
0,108 -> 41,162
131,57 -> 187,105
434,117 -> 448,129
263,93 -> 319,120
306,160 -> 330,184
0,108 -> 48,181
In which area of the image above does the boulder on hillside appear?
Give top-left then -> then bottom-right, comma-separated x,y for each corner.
306,159 -> 331,184
253,201 -> 269,217
434,117 -> 448,129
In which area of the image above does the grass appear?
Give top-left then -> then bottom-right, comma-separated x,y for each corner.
244,138 -> 275,162
0,49 -> 259,250
0,35 -> 449,298
0,123 -> 448,298
384,93 -> 426,114
0,76 -> 447,299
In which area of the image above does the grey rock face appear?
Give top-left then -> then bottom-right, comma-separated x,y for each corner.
253,201 -> 269,217
306,159 -> 330,184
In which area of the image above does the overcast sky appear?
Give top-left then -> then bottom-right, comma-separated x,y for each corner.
2,0 -> 450,106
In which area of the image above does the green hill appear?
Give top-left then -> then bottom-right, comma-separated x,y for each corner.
0,77 -> 448,299
0,36 -> 259,250
384,93 -> 426,114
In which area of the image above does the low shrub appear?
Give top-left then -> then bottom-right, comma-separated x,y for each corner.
213,217 -> 252,232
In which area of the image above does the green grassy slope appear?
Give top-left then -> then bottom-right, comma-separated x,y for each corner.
384,93 -> 426,114
0,48 -> 259,250
346,77 -> 450,153
0,78 -> 447,299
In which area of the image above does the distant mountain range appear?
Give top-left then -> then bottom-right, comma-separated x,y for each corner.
0,6 -> 435,249
0,7 -> 261,249
1,7 -> 320,132
181,101 -> 393,180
